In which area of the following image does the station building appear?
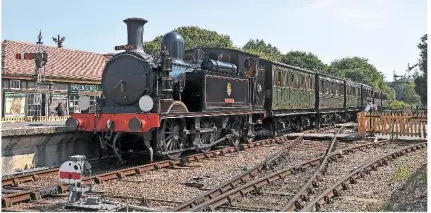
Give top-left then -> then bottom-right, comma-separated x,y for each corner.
1,40 -> 112,118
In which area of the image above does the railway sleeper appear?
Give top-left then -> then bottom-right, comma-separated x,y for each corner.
302,142 -> 426,211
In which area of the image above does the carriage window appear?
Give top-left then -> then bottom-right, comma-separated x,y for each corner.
308,76 -> 313,90
298,75 -> 302,89
301,76 -> 305,89
289,72 -> 295,87
319,79 -> 323,92
332,82 -> 335,95
301,75 -> 305,89
277,70 -> 282,86
334,83 -> 337,95
325,81 -> 328,93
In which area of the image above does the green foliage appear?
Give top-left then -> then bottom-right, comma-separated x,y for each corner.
384,203 -> 395,211
414,34 -> 427,105
242,39 -> 282,61
389,100 -> 410,110
390,79 -> 421,105
328,57 -> 383,87
143,36 -> 162,56
143,26 -> 233,56
404,81 -> 421,104
281,51 -> 327,72
381,83 -> 396,101
391,165 -> 411,181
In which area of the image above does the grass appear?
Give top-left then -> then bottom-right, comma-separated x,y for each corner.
391,165 -> 412,182
384,203 -> 395,211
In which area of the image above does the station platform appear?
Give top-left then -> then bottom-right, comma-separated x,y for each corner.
1,120 -> 68,137
1,119 -> 98,174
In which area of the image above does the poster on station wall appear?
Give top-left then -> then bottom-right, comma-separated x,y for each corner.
49,94 -> 68,116
3,92 -> 26,117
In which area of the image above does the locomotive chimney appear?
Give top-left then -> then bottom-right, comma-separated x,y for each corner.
123,17 -> 147,53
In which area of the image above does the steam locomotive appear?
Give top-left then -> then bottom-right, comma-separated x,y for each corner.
66,17 -> 388,162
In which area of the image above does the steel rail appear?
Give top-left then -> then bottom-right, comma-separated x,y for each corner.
301,142 -> 427,212
1,124 -> 338,187
170,136 -> 304,211
280,125 -> 346,211
2,155 -> 119,186
177,140 -> 389,212
1,135 -> 289,208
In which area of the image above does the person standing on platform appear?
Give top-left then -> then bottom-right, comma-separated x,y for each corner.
55,102 -> 65,116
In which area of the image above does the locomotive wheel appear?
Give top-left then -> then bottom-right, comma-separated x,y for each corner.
241,122 -> 254,144
156,118 -> 186,160
196,118 -> 216,153
226,119 -> 241,148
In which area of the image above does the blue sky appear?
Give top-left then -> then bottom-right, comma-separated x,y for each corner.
2,0 -> 427,81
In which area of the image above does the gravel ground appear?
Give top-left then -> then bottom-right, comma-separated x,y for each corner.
321,146 -> 427,212
219,141 -> 421,211
97,143 -> 285,206
9,142 -> 287,211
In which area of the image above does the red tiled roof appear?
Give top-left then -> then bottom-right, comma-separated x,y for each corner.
2,40 -> 106,81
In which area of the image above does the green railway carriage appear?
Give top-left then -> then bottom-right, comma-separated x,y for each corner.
373,89 -> 382,108
345,81 -> 362,110
361,84 -> 373,107
261,59 -> 316,116
316,75 -> 344,111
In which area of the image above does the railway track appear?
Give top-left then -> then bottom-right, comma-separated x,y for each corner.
1,134 -> 294,208
2,123 -> 344,188
171,131 -> 425,211
0,124 -> 351,209
171,125 -> 347,211
300,142 -> 427,212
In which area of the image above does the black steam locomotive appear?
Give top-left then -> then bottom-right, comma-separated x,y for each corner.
66,17 -> 388,162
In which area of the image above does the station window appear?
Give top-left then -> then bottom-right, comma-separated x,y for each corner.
27,93 -> 42,116
10,80 -> 21,90
69,95 -> 97,113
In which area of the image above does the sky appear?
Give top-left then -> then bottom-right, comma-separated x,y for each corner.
2,0 -> 427,81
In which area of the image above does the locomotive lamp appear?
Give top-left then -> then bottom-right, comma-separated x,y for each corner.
78,96 -> 91,111
138,95 -> 154,112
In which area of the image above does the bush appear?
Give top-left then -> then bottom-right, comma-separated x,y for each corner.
390,100 -> 410,110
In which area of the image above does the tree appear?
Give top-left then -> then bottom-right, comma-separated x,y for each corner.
328,57 -> 383,87
328,57 -> 396,102
242,39 -> 282,62
143,26 -> 234,56
414,34 -> 427,105
391,79 -> 421,105
380,82 -> 396,101
281,51 -> 327,72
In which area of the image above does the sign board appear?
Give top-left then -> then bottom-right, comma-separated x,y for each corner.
3,92 -> 26,117
68,84 -> 101,96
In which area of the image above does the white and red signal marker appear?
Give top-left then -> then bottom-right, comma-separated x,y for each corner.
58,160 -> 82,184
